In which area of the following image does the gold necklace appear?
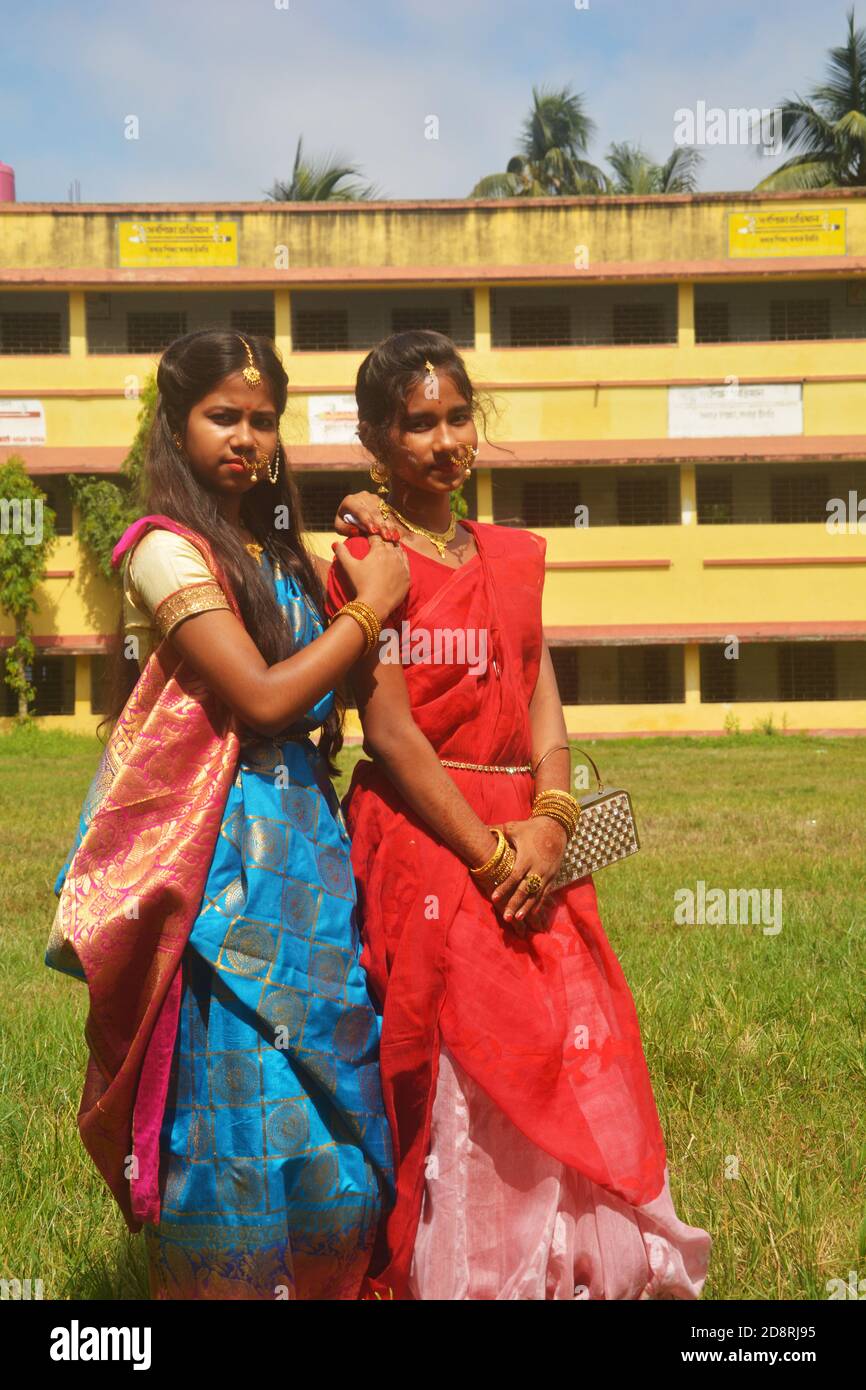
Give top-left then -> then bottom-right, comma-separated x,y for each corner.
380,500 -> 456,560
238,527 -> 265,566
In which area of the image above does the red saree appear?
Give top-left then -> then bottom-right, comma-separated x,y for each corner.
326,519 -> 706,1300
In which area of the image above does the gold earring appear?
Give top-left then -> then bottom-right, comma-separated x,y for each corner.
173,432 -> 184,453
370,457 -> 389,498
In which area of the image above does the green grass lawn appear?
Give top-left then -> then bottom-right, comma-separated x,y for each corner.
1,724 -> 864,1300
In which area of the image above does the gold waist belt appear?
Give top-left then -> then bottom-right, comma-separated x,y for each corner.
440,758 -> 532,774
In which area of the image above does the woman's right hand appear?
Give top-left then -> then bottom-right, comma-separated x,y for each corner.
332,533 -> 410,623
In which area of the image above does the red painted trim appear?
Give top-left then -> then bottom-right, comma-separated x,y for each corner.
545,621 -> 866,644
546,560 -> 671,570
705,556 -> 866,567
3,258 -> 866,287
560,727 -> 866,738
0,634 -> 111,650
5,435 -> 865,475
6,373 -> 866,396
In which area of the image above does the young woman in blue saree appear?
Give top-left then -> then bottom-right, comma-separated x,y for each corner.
46,328 -> 409,1299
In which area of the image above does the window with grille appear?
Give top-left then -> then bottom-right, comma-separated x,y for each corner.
90,654 -> 109,715
612,301 -> 666,345
2,656 -> 75,715
616,471 -> 672,525
294,310 -> 350,351
295,471 -> 477,530
770,472 -> 829,523
778,643 -> 836,700
127,312 -> 187,353
617,645 -> 682,703
769,298 -> 831,341
694,300 -> 731,343
550,648 -> 580,704
549,645 -> 683,704
295,474 -> 370,531
520,479 -> 581,528
391,307 -> 453,337
696,470 -> 734,524
0,312 -> 63,354
231,309 -> 276,340
700,643 -> 737,701
37,476 -> 74,535
508,304 -> 572,347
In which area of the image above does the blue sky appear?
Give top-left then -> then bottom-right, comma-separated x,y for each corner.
1,0 -> 862,202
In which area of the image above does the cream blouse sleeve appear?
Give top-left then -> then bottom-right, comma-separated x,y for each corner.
126,529 -> 231,643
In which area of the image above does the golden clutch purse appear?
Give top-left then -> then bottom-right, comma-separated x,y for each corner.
549,746 -> 640,889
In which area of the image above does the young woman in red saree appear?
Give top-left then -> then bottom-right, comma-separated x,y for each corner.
325,330 -> 712,1301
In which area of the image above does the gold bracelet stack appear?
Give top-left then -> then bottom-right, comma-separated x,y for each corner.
468,828 -> 517,890
530,789 -> 582,839
331,600 -> 381,654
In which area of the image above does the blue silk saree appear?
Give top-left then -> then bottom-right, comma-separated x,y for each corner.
51,548 -> 394,1300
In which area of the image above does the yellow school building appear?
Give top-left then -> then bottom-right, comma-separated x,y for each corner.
1,189 -> 864,737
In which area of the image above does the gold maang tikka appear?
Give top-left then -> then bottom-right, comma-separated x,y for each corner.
238,335 -> 262,388
423,358 -> 438,399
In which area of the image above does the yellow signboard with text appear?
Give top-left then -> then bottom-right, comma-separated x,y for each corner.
728,208 -> 846,258
117,220 -> 238,267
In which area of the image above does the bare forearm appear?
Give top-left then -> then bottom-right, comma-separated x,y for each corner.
255,614 -> 374,734
171,609 -> 370,739
368,725 -> 498,868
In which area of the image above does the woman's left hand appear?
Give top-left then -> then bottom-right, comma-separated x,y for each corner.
333,491 -> 401,542
487,817 -> 567,936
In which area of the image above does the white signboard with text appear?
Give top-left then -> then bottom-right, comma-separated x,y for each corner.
668,383 -> 803,437
308,395 -> 359,445
0,400 -> 46,447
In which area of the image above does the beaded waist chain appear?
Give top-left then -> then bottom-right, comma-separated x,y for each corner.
440,758 -> 532,774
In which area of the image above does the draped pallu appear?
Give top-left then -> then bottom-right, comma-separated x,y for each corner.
46,515 -> 244,1232
326,520 -> 669,1300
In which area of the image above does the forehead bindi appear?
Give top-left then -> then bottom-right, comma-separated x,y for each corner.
200,372 -> 276,414
403,373 -> 469,416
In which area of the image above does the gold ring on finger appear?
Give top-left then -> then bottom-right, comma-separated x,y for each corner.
522,872 -> 543,895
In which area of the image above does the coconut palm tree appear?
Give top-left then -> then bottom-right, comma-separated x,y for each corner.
602,141 -> 704,194
469,84 -> 607,197
265,135 -> 382,201
754,5 -> 866,190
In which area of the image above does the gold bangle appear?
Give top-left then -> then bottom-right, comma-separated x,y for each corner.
532,796 -> 579,822
343,599 -> 381,644
347,599 -> 381,640
332,600 -> 380,654
531,791 -> 580,838
532,789 -> 581,823
490,846 -> 517,885
532,807 -> 575,839
469,829 -> 507,879
532,787 -> 580,811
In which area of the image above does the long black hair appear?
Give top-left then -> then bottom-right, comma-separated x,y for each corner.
99,327 -> 344,772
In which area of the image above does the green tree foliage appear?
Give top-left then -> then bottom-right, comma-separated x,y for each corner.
0,458 -> 58,719
755,6 -> 866,190
68,374 -> 154,581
